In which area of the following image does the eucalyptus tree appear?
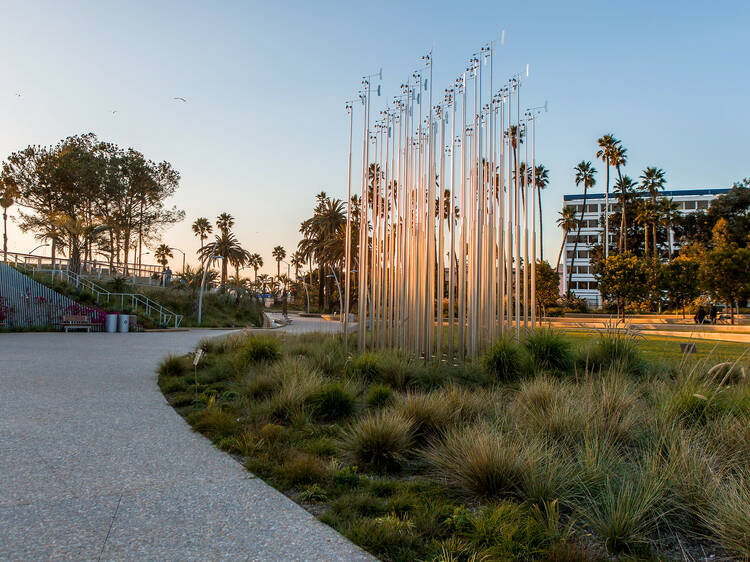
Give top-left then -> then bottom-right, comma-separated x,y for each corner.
191,217 -> 213,251
640,167 -> 666,256
568,161 -> 597,293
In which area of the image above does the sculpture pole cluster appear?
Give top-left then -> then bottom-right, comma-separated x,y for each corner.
344,44 -> 545,360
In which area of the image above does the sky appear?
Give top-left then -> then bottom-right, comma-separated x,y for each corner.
1,0 -> 748,274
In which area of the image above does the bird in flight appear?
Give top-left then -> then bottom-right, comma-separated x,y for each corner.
173,97 -> 187,102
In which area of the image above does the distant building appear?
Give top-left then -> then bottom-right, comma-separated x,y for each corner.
560,188 -> 730,307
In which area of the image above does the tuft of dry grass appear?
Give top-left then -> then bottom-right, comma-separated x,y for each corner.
339,410 -> 416,473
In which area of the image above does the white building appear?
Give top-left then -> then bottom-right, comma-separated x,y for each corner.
560,188 -> 730,307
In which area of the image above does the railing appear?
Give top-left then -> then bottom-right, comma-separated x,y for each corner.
2,251 -> 162,280
0,262 -> 105,329
44,268 -> 183,328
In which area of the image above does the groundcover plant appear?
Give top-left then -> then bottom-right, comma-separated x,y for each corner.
158,330 -> 749,561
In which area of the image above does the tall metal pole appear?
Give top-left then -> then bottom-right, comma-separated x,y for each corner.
344,101 -> 354,346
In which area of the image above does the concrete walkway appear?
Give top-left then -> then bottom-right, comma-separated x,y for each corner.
0,330 -> 372,561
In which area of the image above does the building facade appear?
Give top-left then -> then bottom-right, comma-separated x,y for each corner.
560,188 -> 730,307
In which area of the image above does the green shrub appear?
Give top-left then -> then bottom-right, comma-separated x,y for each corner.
524,329 -> 574,374
158,354 -> 187,378
348,352 -> 381,381
307,383 -> 356,421
365,384 -> 394,408
297,483 -> 329,502
332,465 -> 361,487
339,410 -> 415,473
481,338 -> 531,382
240,335 -> 281,364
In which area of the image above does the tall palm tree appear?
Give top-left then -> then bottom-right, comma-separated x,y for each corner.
272,245 -> 286,279
0,173 -> 19,262
530,164 -> 550,260
556,207 -> 578,271
154,244 -> 173,267
658,197 -> 680,261
568,161 -> 597,294
613,175 -> 637,252
634,200 -> 654,256
191,217 -> 212,252
640,167 -> 666,256
507,125 -> 525,205
595,134 -> 617,256
247,253 -> 263,281
198,231 -> 246,286
290,251 -> 305,279
216,213 -> 235,235
257,273 -> 270,294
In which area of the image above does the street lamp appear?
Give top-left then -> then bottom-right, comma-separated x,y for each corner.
197,249 -> 224,326
170,247 -> 186,274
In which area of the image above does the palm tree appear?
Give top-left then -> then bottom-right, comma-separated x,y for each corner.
595,134 -> 617,256
228,245 -> 251,282
198,231 -> 246,286
531,164 -> 550,260
613,175 -> 637,252
176,265 -> 218,318
658,197 -> 680,261
556,207 -> 579,272
272,245 -> 286,278
216,213 -> 235,235
257,273 -> 270,294
507,125 -> 525,204
640,167 -> 666,256
247,253 -> 263,281
0,173 -> 19,262
634,200 -> 655,256
154,244 -> 173,267
568,161 -> 597,294
290,251 -> 305,279
191,218 -> 212,252
609,143 -> 628,251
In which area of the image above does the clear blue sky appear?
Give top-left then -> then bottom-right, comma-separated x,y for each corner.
2,0 -> 748,271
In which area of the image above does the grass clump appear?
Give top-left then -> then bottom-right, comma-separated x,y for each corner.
426,425 -> 525,500
481,337 -> 530,383
276,452 -> 329,486
524,329 -> 574,374
158,354 -> 187,378
307,382 -> 356,421
239,335 -> 281,364
584,334 -> 645,377
365,384 -> 394,408
339,410 -> 415,473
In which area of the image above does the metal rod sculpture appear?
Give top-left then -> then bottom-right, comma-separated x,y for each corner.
344,44 -> 545,360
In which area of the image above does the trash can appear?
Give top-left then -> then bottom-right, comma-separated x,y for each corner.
117,314 -> 130,333
105,313 -> 118,333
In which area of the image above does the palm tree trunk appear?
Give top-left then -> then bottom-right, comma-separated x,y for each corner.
537,186 -> 544,261
568,189 -> 587,295
555,232 -> 566,272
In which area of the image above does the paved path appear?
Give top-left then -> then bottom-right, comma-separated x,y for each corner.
0,330 -> 373,561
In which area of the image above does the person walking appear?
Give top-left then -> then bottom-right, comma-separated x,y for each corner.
709,303 -> 717,325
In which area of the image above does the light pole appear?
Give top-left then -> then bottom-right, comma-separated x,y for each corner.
328,265 -> 343,319
170,247 -> 186,274
198,249 -> 223,326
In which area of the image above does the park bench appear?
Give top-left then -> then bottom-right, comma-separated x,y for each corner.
57,314 -> 97,333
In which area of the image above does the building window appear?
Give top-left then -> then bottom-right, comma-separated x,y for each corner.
697,200 -> 708,209
684,201 -> 696,210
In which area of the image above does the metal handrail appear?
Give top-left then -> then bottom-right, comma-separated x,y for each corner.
2,251 -> 162,278
44,268 -> 183,328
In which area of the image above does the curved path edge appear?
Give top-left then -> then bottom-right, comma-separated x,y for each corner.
0,330 -> 373,561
